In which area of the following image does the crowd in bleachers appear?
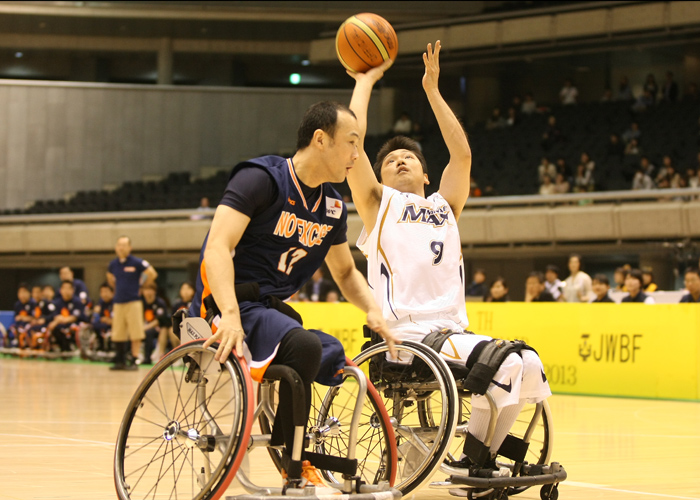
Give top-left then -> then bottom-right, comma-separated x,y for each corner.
465,256 -> 700,304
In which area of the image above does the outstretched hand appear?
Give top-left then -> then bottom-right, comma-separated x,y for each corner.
346,58 -> 394,85
422,40 -> 441,92
366,307 -> 400,359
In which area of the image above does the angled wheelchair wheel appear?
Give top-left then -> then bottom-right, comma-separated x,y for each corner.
353,341 -> 459,495
257,357 -> 397,488
114,340 -> 254,500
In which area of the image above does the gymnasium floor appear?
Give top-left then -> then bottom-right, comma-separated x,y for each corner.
1,358 -> 699,500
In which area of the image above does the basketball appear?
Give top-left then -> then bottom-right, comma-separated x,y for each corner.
335,13 -> 398,73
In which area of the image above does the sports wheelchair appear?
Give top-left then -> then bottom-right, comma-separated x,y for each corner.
353,329 -> 566,500
113,317 -> 402,500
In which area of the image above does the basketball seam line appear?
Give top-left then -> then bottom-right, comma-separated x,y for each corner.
343,25 -> 372,71
335,23 -> 354,72
350,16 -> 390,61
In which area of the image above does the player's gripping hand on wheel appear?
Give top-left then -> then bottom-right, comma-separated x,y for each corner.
204,313 -> 245,362
366,305 -> 399,360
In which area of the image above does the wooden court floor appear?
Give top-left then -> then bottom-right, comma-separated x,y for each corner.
1,357 -> 699,500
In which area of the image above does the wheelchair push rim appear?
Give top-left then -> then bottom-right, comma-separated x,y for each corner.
114,340 -> 254,500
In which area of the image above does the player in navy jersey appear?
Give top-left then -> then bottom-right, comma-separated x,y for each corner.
47,280 -> 85,353
140,283 -> 168,364
8,283 -> 36,348
92,283 -> 115,353
190,87 -> 396,488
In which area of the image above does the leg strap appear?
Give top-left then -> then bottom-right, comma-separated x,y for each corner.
497,434 -> 530,463
463,431 -> 491,467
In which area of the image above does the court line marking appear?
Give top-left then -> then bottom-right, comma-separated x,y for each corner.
0,420 -> 121,425
0,433 -> 114,446
566,481 -> 700,499
558,431 -> 700,439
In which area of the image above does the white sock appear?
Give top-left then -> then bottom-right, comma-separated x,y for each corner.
466,407 -> 491,443
489,400 -> 526,454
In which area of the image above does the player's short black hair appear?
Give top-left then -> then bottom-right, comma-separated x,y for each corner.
685,267 -> 700,278
528,271 -> 545,284
491,277 -> 508,289
60,280 -> 74,288
100,282 -> 113,291
296,101 -> 356,150
373,136 -> 428,182
627,269 -> 643,284
545,264 -> 559,276
593,274 -> 609,286
17,282 -> 30,292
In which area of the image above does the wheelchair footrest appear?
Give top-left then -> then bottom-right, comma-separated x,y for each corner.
227,486 -> 402,500
447,463 -> 566,489
304,451 -> 358,476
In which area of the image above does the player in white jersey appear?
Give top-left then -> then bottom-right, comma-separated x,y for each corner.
346,41 -> 551,471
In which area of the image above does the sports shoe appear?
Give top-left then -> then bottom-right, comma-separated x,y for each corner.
287,460 -> 340,495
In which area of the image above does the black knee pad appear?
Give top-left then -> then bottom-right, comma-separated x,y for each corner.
277,328 -> 322,384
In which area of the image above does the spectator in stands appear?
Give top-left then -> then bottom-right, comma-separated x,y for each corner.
563,254 -> 593,303
392,112 -> 413,135
521,92 -> 537,114
591,274 -> 614,303
541,115 -> 564,150
141,283 -> 168,365
91,283 -> 114,354
581,152 -> 595,175
107,235 -> 158,371
470,176 -> 482,197
192,197 -> 213,220
539,175 -> 555,195
640,156 -> 655,177
485,278 -> 509,302
559,78 -> 578,105
325,290 -> 341,303
622,122 -> 641,144
616,76 -> 633,101
613,267 -> 628,292
632,89 -> 654,112
662,71 -> 679,103
525,272 -> 555,302
680,268 -> 700,302
506,107 -> 519,127
486,107 -> 506,130
47,280 -> 85,353
641,267 -> 658,292
573,163 -> 593,192
466,269 -> 487,298
538,156 -> 556,184
544,265 -> 564,301
688,168 -> 700,188
7,283 -> 35,348
600,87 -> 613,102
655,156 -> 681,188
683,82 -> 699,103
643,74 -> 659,103
165,281 -> 194,351
58,266 -> 89,305
607,133 -> 625,160
553,173 -> 570,194
621,269 -> 655,304
632,166 -> 654,190
555,157 -> 571,180
624,138 -> 641,157
299,268 -> 335,302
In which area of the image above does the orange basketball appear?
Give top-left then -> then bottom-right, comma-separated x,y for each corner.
335,13 -> 398,73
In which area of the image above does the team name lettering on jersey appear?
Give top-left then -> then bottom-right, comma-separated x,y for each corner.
273,211 -> 333,248
399,204 -> 450,227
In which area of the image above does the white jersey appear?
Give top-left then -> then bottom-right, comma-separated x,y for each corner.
357,186 -> 469,338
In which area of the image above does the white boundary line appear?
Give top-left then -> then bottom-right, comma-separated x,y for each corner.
565,481 -> 700,500
0,433 -> 114,446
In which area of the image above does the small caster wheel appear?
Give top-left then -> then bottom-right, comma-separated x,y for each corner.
540,484 -> 559,500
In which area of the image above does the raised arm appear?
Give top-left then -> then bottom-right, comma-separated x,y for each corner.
201,205 -> 251,361
427,41 -> 472,220
346,60 -> 392,234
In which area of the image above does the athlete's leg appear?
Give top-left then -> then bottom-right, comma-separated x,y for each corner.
269,328 -> 322,454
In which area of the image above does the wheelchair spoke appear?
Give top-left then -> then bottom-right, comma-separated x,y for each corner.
125,435 -> 162,460
156,376 -> 170,421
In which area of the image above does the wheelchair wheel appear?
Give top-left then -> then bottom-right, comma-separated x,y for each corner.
257,357 -> 397,487
353,341 -> 459,495
114,340 -> 254,500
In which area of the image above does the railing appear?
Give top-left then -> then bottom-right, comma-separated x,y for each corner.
1,188 -> 699,226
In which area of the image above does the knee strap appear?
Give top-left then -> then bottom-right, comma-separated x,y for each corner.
465,339 -> 537,395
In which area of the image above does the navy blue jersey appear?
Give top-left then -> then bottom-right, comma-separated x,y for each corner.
39,299 -> 58,321
52,296 -> 85,322
55,279 -> 90,305
108,255 -> 150,303
191,156 -> 348,318
142,296 -> 168,329
13,299 -> 36,324
680,293 -> 700,303
92,299 -> 114,331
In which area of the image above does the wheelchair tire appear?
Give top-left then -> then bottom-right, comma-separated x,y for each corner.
353,341 -> 459,495
257,356 -> 398,488
114,340 -> 254,500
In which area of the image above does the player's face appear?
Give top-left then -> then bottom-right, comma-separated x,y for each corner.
592,281 -> 608,299
18,288 -> 30,302
380,149 -> 428,193
179,284 -> 194,302
545,270 -> 556,283
42,287 -> 54,300
625,276 -> 640,295
143,288 -> 156,303
325,111 -> 360,183
60,284 -> 74,301
568,256 -> 580,274
100,287 -> 114,302
685,272 -> 700,295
